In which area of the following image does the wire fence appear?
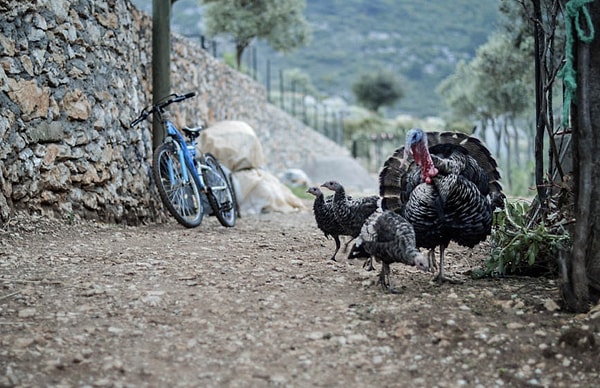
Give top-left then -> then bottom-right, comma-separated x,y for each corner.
188,34 -> 405,174
189,34 -> 346,147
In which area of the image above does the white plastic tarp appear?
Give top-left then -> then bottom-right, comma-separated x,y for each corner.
233,169 -> 306,215
200,120 -> 265,170
201,121 -> 306,215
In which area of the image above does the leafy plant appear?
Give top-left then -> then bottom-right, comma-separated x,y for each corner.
476,199 -> 572,278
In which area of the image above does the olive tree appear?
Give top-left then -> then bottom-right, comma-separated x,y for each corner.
438,32 -> 532,189
351,70 -> 404,114
202,0 -> 311,69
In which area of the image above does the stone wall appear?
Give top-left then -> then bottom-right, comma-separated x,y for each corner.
0,0 -> 351,225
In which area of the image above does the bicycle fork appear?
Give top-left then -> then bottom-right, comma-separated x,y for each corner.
165,138 -> 203,192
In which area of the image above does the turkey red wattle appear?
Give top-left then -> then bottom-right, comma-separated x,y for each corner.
412,141 -> 438,184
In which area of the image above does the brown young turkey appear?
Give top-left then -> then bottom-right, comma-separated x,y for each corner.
320,180 -> 379,262
379,128 -> 504,283
349,207 -> 430,293
306,186 -> 344,261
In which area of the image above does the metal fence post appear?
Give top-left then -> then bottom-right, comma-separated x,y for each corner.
279,69 -> 284,109
266,60 -> 271,103
291,80 -> 296,117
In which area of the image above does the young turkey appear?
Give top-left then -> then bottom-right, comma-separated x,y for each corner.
306,186 -> 344,261
319,180 -> 379,263
349,207 -> 429,293
379,128 -> 504,283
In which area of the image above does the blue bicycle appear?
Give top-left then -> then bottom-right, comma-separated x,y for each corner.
131,92 -> 236,228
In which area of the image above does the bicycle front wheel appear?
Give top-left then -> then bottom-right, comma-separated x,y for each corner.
153,142 -> 204,228
201,153 -> 236,227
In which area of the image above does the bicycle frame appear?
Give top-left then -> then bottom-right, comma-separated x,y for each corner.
162,120 -> 207,194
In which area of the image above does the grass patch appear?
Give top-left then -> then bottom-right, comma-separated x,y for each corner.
288,185 -> 313,200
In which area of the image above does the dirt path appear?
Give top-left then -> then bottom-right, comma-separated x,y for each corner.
1,209 -> 598,387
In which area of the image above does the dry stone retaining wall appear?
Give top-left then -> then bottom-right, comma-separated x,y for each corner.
0,0 -> 350,225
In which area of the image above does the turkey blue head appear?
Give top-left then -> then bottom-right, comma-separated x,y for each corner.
403,128 -> 438,184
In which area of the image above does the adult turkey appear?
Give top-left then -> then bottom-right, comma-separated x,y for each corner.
306,186 -> 343,261
349,207 -> 430,293
319,180 -> 379,261
379,128 -> 504,283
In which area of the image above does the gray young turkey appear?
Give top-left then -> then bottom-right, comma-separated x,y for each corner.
379,128 -> 504,283
349,207 -> 430,293
306,186 -> 344,261
319,180 -> 379,259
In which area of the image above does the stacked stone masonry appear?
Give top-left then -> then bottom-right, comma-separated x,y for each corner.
0,0 -> 350,225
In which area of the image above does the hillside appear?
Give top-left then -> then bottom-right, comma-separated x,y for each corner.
265,0 -> 500,117
131,0 -> 500,118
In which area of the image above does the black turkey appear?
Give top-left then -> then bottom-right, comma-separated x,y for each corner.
319,180 -> 379,260
349,208 -> 429,293
379,128 -> 504,283
306,186 -> 344,261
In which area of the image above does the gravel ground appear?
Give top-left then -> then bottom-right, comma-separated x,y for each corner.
1,206 -> 599,387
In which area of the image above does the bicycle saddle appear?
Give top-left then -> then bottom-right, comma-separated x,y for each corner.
182,126 -> 204,138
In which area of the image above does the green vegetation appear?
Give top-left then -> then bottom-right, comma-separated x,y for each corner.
438,30 -> 536,197
352,69 -> 404,113
287,185 -> 313,200
201,0 -> 311,69
131,0 -> 499,118
475,200 -> 572,278
259,0 -> 500,117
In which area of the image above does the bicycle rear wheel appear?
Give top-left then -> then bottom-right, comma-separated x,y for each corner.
153,142 -> 204,228
201,153 -> 236,227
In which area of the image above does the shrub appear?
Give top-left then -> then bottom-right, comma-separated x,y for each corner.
475,199 -> 572,278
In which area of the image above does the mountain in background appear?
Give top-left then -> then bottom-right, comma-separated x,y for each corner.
131,0 -> 500,118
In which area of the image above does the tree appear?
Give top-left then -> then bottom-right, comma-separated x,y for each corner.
500,0 -> 600,311
563,0 -> 600,311
437,60 -> 479,121
202,0 -> 311,69
438,32 -> 533,189
352,70 -> 404,113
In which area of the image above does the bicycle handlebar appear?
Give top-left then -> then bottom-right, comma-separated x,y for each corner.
130,91 -> 197,127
